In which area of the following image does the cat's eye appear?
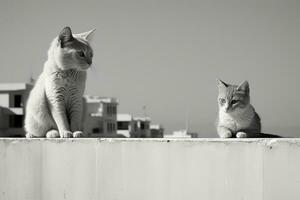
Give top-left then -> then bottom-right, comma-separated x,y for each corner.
219,98 -> 226,104
77,51 -> 85,57
231,100 -> 239,104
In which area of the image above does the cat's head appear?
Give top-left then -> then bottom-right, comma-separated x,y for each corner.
52,27 -> 95,71
217,79 -> 250,113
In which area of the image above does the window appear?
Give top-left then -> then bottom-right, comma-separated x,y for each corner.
14,95 -> 22,107
118,121 -> 129,130
134,123 -> 138,131
107,123 -> 115,132
107,106 -> 112,115
92,128 -> 100,133
140,122 -> 145,130
106,105 -> 117,116
9,115 -> 23,128
107,123 -> 112,132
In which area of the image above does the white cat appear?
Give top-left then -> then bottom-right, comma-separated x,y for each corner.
25,27 -> 95,138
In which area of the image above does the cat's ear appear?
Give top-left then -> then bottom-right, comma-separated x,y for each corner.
58,27 -> 74,48
237,81 -> 249,94
74,29 -> 96,41
217,79 -> 228,89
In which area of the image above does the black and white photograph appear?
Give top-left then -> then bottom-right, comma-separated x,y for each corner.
0,0 -> 299,199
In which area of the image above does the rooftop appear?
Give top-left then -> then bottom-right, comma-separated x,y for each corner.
84,95 -> 118,104
150,124 -> 164,129
117,113 -> 133,121
133,116 -> 151,122
0,83 -> 32,91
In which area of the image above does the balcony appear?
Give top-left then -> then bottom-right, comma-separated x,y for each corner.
8,107 -> 23,115
0,107 -> 23,115
0,138 -> 299,200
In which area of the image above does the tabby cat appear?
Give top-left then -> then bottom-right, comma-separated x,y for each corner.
25,27 -> 95,138
216,80 -> 261,138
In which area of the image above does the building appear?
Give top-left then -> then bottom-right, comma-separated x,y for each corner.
133,117 -> 151,138
0,82 -> 162,138
150,124 -> 164,138
188,132 -> 198,138
117,115 -> 152,138
84,96 -> 121,137
164,129 -> 198,138
117,114 -> 136,137
0,83 -> 33,137
165,129 -> 192,138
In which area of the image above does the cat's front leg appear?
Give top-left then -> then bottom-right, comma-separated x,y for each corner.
236,132 -> 248,138
71,119 -> 84,138
51,106 -> 72,138
70,106 -> 84,138
217,126 -> 232,138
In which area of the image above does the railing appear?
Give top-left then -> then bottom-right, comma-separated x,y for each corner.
0,138 -> 299,200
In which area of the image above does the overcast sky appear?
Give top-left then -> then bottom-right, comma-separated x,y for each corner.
1,0 -> 300,137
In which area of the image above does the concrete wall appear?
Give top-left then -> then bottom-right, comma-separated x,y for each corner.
0,94 -> 9,107
0,138 -> 300,200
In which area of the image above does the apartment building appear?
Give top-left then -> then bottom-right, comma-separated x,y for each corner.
0,83 -> 33,137
84,96 -> 120,137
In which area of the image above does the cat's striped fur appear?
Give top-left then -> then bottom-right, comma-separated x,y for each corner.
216,80 -> 261,138
25,27 -> 95,138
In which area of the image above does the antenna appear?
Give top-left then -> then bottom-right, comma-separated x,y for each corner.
142,105 -> 147,118
29,65 -> 35,84
29,73 -> 35,84
185,108 -> 189,132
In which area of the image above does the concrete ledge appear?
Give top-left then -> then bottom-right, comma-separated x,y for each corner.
0,138 -> 300,200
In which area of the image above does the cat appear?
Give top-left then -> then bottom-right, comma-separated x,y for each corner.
216,79 -> 261,138
25,27 -> 95,138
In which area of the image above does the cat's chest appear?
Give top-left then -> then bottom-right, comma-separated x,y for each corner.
46,70 -> 86,100
53,76 -> 80,90
219,110 -> 254,132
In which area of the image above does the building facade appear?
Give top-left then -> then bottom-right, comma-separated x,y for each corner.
117,114 -> 137,137
150,124 -> 164,138
164,129 -> 198,138
0,83 -> 33,137
132,117 -> 151,138
0,83 -> 163,138
117,115 -> 152,138
84,96 -> 120,137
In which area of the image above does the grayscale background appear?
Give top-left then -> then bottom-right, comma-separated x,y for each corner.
1,0 -> 299,137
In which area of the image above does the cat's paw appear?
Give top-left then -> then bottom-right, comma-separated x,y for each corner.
73,131 -> 84,138
26,133 -> 35,138
220,131 -> 232,138
60,131 -> 73,138
46,130 -> 60,138
236,132 -> 248,138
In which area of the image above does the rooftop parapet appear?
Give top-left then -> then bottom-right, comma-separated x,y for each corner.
0,138 -> 299,200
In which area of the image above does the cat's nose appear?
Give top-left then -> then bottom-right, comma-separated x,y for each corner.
225,106 -> 230,112
86,58 -> 92,65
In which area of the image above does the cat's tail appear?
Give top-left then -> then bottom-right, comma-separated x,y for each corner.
259,133 -> 283,138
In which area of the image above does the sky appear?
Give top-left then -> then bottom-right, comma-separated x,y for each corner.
0,0 -> 300,137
